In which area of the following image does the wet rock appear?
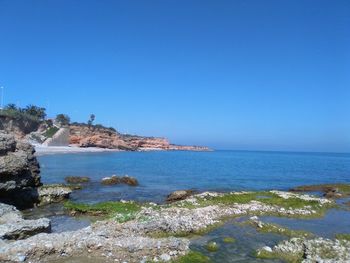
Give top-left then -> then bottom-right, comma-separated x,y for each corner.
0,202 -> 51,240
0,190 -> 334,262
166,190 -> 194,202
0,220 -> 189,262
323,188 -> 342,198
65,176 -> 90,184
120,175 -> 139,186
101,175 -> 138,186
206,241 -> 218,252
0,132 -> 41,209
257,237 -> 350,262
37,184 -> 72,206
290,184 -> 350,199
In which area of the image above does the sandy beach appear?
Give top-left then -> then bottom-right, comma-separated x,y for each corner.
34,145 -> 121,155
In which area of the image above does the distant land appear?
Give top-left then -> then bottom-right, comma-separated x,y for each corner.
0,104 -> 210,151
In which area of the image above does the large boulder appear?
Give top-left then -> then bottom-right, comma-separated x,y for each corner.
37,185 -> 72,206
0,132 -> 41,209
0,202 -> 51,240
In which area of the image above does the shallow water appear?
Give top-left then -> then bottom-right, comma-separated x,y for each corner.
38,150 -> 350,204
191,219 -> 284,262
261,208 -> 350,239
31,150 -> 350,261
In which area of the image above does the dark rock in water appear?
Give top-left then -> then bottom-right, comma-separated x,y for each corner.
101,175 -> 120,185
0,202 -> 51,240
101,175 -> 139,186
65,176 -> 90,184
0,132 -> 41,209
290,184 -> 350,199
166,190 -> 194,202
120,176 -> 138,186
323,188 -> 342,199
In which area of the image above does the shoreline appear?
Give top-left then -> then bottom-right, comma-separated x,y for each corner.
34,145 -> 212,155
34,145 -> 122,155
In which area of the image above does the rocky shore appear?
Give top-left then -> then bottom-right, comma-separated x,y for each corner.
1,132 -> 349,262
1,188 -> 345,262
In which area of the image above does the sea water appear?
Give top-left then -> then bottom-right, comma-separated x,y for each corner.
38,150 -> 350,204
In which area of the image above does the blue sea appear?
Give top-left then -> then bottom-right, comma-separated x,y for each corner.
38,150 -> 350,204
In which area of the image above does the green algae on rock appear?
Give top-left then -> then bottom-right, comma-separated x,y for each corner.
64,200 -> 141,222
335,233 -> 350,241
172,251 -> 211,263
256,237 -> 350,263
222,237 -> 236,243
205,241 -> 219,252
243,216 -> 313,238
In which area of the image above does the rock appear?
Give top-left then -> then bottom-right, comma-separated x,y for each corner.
65,176 -> 90,184
0,133 -> 16,155
101,175 -> 138,186
206,241 -> 218,252
69,124 -> 210,151
121,175 -> 139,186
0,202 -> 51,240
323,188 -> 342,198
258,237 -> 350,262
37,185 -> 72,206
290,184 -> 350,199
101,175 -> 120,185
0,132 -> 41,209
0,220 -> 189,262
166,190 -> 194,202
262,246 -> 272,252
160,253 -> 171,261
25,131 -> 47,144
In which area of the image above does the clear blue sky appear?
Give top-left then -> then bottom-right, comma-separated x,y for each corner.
0,0 -> 349,152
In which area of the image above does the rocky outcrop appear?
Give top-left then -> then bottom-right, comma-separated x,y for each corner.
69,124 -> 210,151
256,237 -> 350,262
101,175 -> 139,186
0,220 -> 189,262
0,132 -> 41,209
0,202 -> 50,240
37,185 -> 72,206
0,115 -> 40,139
0,190 -> 333,262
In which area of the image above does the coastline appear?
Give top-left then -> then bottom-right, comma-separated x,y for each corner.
34,145 -> 122,155
34,145 -> 212,155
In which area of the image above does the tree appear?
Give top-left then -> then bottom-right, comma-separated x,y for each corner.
87,114 -> 95,126
4,103 -> 17,111
56,114 -> 70,126
23,105 -> 46,120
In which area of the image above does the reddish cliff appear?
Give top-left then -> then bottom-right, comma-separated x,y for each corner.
69,124 -> 210,151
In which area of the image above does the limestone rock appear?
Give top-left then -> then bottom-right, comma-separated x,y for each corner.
0,132 -> 41,209
37,184 -> 72,206
0,202 -> 51,240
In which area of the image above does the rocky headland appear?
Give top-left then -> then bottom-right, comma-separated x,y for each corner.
1,113 -> 210,151
69,124 -> 210,151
